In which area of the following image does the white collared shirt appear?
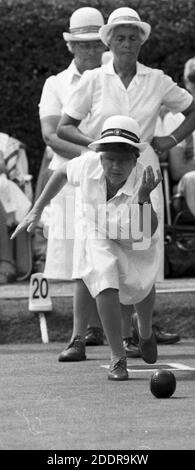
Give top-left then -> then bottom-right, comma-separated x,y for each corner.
66,151 -> 160,243
39,60 -> 81,118
39,60 -> 89,169
65,59 -> 192,143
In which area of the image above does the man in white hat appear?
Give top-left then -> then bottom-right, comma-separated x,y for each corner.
11,115 -> 162,380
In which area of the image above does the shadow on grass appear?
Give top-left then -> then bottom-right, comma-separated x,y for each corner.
170,396 -> 191,399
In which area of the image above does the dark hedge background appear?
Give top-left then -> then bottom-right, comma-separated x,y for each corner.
0,0 -> 195,186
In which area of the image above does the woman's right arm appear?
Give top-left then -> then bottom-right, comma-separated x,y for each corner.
57,113 -> 93,147
57,69 -> 96,146
40,115 -> 88,159
39,76 -> 89,159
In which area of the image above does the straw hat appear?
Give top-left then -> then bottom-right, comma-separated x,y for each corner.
89,115 -> 148,152
99,7 -> 151,46
63,7 -> 104,42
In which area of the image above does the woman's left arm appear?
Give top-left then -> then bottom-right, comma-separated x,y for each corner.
151,99 -> 195,156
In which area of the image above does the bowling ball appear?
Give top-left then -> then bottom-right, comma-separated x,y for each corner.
150,369 -> 176,398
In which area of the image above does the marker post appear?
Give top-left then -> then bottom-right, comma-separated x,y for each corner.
29,273 -> 52,344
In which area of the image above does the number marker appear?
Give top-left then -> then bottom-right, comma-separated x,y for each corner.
29,273 -> 52,344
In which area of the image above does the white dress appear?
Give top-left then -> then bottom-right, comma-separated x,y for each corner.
66,153 -> 162,304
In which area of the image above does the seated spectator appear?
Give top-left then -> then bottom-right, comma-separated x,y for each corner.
0,132 -> 33,201
0,150 -> 31,227
0,133 -> 32,282
161,58 -> 195,217
0,200 -> 16,284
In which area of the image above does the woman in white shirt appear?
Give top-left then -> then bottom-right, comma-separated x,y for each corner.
11,115 -> 162,380
57,7 -> 195,164
39,7 -> 105,279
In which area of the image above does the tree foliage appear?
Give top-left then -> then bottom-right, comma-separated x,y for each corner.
0,0 -> 195,182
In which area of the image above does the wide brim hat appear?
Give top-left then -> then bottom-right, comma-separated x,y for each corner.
99,7 -> 151,47
89,115 -> 148,153
63,7 -> 104,42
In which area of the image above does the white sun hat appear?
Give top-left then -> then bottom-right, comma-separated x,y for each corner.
89,115 -> 148,153
63,7 -> 104,42
99,7 -> 151,47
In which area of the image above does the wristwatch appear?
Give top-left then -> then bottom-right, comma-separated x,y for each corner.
138,199 -> 150,205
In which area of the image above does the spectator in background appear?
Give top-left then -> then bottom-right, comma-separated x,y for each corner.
0,199 -> 16,284
161,58 -> 195,217
0,138 -> 32,284
0,132 -> 33,201
0,151 -> 31,284
0,151 -> 31,227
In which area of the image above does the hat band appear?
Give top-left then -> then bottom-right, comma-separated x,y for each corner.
111,16 -> 140,25
69,25 -> 101,35
101,128 -> 140,143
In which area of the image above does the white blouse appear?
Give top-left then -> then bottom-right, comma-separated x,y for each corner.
65,60 -> 192,143
39,60 -> 88,170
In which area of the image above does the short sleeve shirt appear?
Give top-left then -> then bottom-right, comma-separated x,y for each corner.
39,60 -> 89,168
66,151 -> 160,241
39,60 -> 81,119
65,60 -> 193,143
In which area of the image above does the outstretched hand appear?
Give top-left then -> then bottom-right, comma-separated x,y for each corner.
10,208 -> 42,240
138,166 -> 162,203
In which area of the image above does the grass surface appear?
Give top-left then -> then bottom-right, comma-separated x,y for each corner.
0,342 -> 195,450
1,292 -> 195,344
